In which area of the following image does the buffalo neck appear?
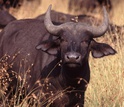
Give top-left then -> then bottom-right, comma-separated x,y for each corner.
59,59 -> 90,88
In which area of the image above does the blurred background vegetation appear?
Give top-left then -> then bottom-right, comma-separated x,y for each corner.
8,0 -> 124,25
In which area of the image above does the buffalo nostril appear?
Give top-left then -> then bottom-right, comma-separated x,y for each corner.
65,52 -> 82,62
67,56 -> 70,59
76,56 -> 79,59
66,55 -> 80,60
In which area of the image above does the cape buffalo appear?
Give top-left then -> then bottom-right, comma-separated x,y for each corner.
68,0 -> 112,12
0,9 -> 16,28
0,5 -> 116,107
36,10 -> 98,25
0,0 -> 21,9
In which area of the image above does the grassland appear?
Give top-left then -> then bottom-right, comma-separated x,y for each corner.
0,0 -> 124,106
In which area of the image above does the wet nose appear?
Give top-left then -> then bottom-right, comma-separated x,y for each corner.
65,52 -> 81,62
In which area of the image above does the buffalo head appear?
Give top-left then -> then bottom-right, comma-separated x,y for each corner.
36,5 -> 116,68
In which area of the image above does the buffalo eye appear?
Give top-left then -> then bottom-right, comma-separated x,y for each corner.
81,40 -> 90,46
60,37 -> 68,43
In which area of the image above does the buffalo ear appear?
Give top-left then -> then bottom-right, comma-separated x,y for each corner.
36,40 -> 60,55
90,40 -> 117,58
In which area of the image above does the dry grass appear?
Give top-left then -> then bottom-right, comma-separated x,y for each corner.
0,0 -> 124,107
85,40 -> 124,107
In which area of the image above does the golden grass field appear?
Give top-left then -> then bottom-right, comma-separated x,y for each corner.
0,0 -> 124,107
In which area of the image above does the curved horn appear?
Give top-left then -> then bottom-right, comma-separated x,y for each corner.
77,7 -> 109,38
88,7 -> 109,37
44,5 -> 109,38
44,5 -> 63,35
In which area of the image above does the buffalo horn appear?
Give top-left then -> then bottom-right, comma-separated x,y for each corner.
78,7 -> 109,38
44,5 -> 63,35
44,5 -> 109,37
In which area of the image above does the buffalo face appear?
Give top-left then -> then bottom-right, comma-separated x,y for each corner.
59,29 -> 93,67
36,5 -> 116,68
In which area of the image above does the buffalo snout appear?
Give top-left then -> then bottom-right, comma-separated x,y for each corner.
64,52 -> 82,67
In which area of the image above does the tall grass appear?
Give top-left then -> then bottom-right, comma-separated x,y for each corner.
85,43 -> 124,107
1,0 -> 124,106
85,23 -> 124,106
